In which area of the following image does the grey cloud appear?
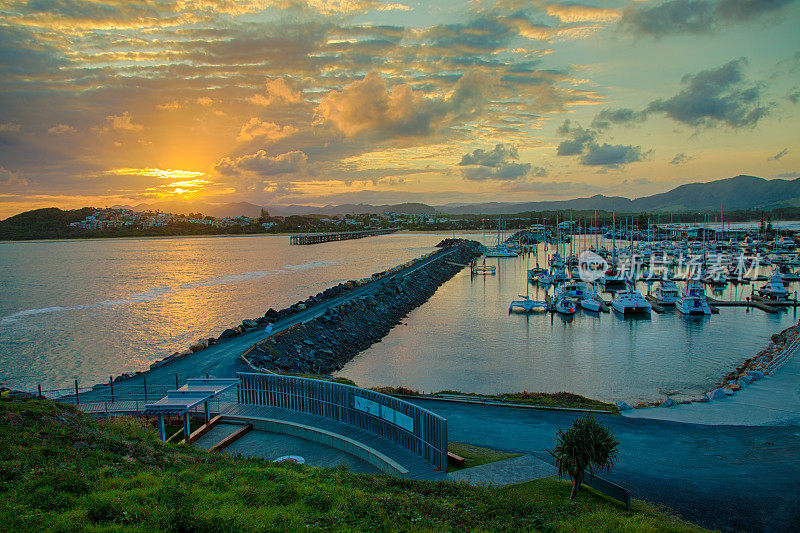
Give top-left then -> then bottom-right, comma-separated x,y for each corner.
556,120 -> 596,156
462,162 -> 532,181
769,148 -> 789,161
621,0 -> 798,37
581,143 -> 649,167
591,108 -> 646,130
458,143 -> 544,181
556,120 -> 649,168
459,144 -> 519,167
776,171 -> 800,178
646,58 -> 772,128
670,152 -> 692,165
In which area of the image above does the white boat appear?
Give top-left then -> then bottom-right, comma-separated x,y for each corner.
653,280 -> 680,305
611,288 -> 652,315
676,281 -> 712,315
553,289 -> 577,315
579,285 -> 604,312
509,296 -> 547,313
601,268 -> 627,287
758,270 -> 789,300
485,245 -> 517,258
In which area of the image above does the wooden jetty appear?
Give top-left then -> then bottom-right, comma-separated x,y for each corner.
290,228 -> 399,245
644,295 -> 665,313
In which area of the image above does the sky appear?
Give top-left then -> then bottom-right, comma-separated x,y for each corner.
0,0 -> 798,218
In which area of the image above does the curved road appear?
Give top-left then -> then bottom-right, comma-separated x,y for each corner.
407,398 -> 800,533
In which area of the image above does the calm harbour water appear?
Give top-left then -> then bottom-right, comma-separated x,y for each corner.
1,232 -> 796,403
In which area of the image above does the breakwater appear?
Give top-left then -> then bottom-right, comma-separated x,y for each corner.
244,240 -> 482,374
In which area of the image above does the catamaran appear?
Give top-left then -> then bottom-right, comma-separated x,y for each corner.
611,285 -> 652,315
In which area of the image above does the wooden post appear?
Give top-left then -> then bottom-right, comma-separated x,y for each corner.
37,384 -> 42,400
175,373 -> 179,389
143,375 -> 148,402
75,380 -> 79,405
109,376 -> 114,403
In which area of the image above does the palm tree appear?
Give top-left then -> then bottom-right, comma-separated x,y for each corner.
550,415 -> 619,501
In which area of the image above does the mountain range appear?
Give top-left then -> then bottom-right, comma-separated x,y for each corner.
113,174 -> 800,218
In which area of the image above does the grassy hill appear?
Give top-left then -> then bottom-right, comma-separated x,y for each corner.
0,207 -> 94,240
0,399 -> 703,532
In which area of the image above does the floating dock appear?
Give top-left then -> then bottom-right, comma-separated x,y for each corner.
290,228 -> 399,245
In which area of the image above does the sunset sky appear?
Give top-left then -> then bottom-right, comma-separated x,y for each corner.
0,0 -> 798,217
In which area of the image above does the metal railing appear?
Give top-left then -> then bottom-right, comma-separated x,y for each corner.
236,372 -> 448,471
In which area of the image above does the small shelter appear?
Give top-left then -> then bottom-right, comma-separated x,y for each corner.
144,378 -> 238,441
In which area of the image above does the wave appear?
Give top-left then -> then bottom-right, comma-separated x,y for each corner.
0,259 -> 339,325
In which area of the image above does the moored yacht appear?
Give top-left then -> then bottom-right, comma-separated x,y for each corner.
653,280 -> 680,305
758,270 -> 790,300
553,288 -> 577,315
676,281 -> 711,315
611,287 -> 652,315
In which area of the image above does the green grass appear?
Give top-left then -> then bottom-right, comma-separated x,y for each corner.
0,399 -> 701,532
447,443 -> 523,471
435,390 -> 618,412
504,478 -> 705,532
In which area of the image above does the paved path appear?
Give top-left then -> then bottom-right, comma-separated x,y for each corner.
446,455 -> 556,486
621,348 -> 800,426
196,427 -> 381,474
220,403 -> 445,480
406,397 -> 800,533
77,246 -> 462,396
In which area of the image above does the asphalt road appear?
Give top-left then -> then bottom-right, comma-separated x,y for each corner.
407,398 -> 800,533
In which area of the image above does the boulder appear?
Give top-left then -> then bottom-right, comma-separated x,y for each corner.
189,343 -> 205,352
242,319 -> 258,329
710,388 -> 728,400
723,388 -> 735,396
660,397 -> 677,408
615,401 -> 632,411
219,328 -> 239,339
747,370 -> 764,381
691,395 -> 710,403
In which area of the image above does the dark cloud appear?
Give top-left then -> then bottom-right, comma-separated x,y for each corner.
670,152 -> 692,165
459,144 -> 519,167
620,0 -> 798,37
776,171 -> 800,179
458,143 -> 544,181
769,148 -> 789,161
789,88 -> 800,104
646,58 -> 771,128
556,120 -> 596,156
556,120 -> 649,168
591,108 -> 646,130
462,163 -> 532,181
581,143 -> 649,167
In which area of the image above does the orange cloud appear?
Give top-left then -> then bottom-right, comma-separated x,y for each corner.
237,118 -> 298,142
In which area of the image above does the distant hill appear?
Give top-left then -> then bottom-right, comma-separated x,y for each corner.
437,175 -> 800,215
0,207 -> 94,240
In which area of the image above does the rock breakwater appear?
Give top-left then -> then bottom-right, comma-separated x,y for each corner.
245,240 -> 482,374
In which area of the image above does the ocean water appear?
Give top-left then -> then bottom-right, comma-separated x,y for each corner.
0,233 -> 443,390
1,232 -> 796,403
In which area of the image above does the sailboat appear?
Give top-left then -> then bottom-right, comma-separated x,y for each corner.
579,283 -> 604,312
510,250 -> 547,312
485,216 -> 518,257
553,287 -> 577,314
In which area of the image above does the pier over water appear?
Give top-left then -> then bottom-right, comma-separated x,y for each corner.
290,228 -> 399,245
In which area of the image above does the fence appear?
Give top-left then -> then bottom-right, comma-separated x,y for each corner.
237,373 -> 448,471
23,375 -> 236,416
